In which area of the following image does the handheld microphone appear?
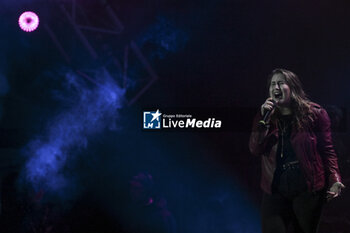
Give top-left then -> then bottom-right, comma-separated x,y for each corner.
259,99 -> 277,126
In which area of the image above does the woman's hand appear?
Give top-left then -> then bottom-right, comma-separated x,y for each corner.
260,97 -> 276,117
327,182 -> 345,201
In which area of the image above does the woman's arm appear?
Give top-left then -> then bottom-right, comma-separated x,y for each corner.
316,107 -> 345,200
249,112 -> 275,156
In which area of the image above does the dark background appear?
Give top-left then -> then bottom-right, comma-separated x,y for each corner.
0,0 -> 349,232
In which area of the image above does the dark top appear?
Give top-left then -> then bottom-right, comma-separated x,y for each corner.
272,114 -> 307,196
276,114 -> 297,167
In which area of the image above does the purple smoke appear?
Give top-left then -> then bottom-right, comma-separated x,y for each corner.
24,69 -> 125,195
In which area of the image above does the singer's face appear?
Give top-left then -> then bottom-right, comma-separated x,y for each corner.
269,73 -> 291,106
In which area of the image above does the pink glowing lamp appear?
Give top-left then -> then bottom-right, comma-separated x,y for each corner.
19,11 -> 39,32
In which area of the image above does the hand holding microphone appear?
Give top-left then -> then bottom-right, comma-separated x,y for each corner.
259,98 -> 277,126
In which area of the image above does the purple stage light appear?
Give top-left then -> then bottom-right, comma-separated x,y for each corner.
19,11 -> 39,32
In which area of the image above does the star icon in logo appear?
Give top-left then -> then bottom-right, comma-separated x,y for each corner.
151,109 -> 162,122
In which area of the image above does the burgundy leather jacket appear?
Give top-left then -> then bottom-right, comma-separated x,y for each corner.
249,103 -> 342,194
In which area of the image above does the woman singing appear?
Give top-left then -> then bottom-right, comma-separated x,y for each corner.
249,68 -> 345,233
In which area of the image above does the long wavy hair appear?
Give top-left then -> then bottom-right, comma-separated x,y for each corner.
268,68 -> 315,130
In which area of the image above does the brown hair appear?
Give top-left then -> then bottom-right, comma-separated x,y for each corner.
268,68 -> 315,130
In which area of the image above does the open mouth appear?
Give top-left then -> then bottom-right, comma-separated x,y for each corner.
274,92 -> 282,99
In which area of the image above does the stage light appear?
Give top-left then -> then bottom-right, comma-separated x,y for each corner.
18,11 -> 39,32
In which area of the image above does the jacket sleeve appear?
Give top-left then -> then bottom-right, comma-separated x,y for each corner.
316,108 -> 342,185
249,111 -> 276,156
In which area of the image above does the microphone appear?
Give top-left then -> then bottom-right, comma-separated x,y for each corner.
259,99 -> 277,126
